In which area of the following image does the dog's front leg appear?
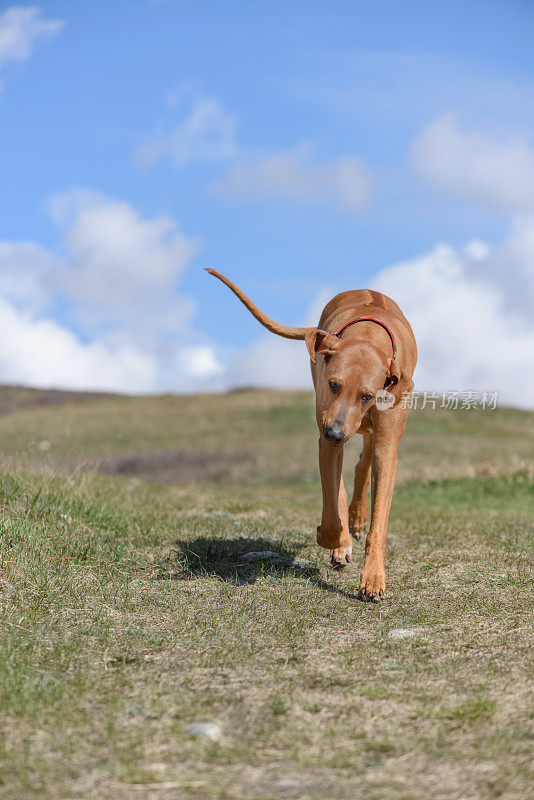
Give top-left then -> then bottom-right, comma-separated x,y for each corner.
358,409 -> 407,600
358,435 -> 397,600
317,438 -> 352,567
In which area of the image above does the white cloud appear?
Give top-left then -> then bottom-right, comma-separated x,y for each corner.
412,113 -> 534,212
0,6 -> 63,78
0,240 -> 59,312
136,95 -> 237,167
371,228 -> 534,407
178,345 -> 223,379
220,220 -> 534,408
483,215 -> 534,322
210,144 -> 371,214
0,191 -> 223,392
2,191 -> 532,405
0,294 -> 156,392
48,190 -> 200,344
224,332 -> 313,391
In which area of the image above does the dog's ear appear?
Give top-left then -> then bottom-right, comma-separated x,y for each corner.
384,359 -> 401,390
384,359 -> 414,405
305,329 -> 339,364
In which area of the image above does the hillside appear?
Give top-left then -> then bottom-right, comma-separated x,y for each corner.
0,387 -> 532,799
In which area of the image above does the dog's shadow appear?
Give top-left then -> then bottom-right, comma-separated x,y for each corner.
154,536 -> 361,601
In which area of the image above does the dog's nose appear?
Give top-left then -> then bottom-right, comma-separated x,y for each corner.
323,424 -> 345,444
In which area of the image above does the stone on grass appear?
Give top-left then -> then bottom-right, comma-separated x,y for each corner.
185,722 -> 222,742
387,628 -> 416,640
293,557 -> 313,568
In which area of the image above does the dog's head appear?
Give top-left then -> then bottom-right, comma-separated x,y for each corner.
306,329 -> 400,445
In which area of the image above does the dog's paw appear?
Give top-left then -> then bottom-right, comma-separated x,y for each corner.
348,505 -> 367,541
358,564 -> 386,602
330,545 -> 352,570
349,522 -> 365,541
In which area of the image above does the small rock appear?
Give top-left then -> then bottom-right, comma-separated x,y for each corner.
240,550 -> 286,563
387,628 -> 416,640
38,440 -> 51,451
185,722 -> 221,742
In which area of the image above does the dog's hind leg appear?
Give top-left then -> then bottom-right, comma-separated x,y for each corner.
331,474 -> 353,569
349,433 -> 372,541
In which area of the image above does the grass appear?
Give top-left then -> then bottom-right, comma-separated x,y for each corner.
0,388 -> 532,799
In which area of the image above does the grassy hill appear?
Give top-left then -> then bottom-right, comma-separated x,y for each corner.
0,387 -> 532,799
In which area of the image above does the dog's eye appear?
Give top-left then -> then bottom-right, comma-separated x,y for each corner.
361,393 -> 373,403
329,381 -> 340,394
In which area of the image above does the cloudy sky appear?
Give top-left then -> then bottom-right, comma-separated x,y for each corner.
1,1 -> 533,406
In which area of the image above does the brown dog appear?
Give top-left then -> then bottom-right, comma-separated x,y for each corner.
207,270 -> 417,601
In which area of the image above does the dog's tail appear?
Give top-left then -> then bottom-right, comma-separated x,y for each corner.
206,269 -> 313,340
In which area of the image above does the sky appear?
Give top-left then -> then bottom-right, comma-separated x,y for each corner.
0,0 -> 533,405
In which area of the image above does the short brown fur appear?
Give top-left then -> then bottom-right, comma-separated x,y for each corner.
207,269 -> 417,601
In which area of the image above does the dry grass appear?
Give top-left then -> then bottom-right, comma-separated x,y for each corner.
0,388 -> 532,485
0,387 -> 532,799
70,448 -> 257,484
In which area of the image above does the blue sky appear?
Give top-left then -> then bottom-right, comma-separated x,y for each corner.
1,1 -> 533,403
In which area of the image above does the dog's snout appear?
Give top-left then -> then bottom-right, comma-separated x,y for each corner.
323,424 -> 345,444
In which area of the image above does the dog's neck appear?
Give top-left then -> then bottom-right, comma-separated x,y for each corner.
333,317 -> 397,362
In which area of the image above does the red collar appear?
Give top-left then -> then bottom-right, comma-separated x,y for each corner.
334,317 -> 397,360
